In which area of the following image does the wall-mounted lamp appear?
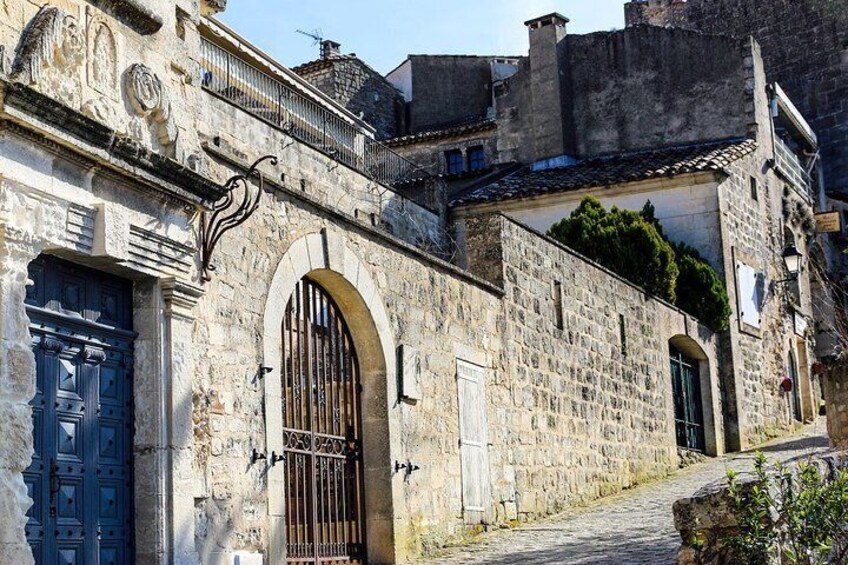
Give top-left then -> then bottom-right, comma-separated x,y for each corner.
775,245 -> 803,284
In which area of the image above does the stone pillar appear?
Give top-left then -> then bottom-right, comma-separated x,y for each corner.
0,227 -> 41,565
824,361 -> 848,449
162,278 -> 204,565
134,277 -> 203,565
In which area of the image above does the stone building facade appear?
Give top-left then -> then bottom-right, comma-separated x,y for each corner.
387,14 -> 822,452
292,42 -> 406,141
624,0 -> 848,199
0,4 -> 825,565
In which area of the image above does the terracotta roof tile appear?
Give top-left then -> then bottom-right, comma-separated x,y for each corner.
385,119 -> 497,147
451,138 -> 757,206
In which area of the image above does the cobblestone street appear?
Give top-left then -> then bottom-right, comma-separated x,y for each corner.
425,420 -> 830,565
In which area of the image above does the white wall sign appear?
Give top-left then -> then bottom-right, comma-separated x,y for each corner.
736,260 -> 765,329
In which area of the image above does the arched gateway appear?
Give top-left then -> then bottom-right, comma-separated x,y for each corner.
263,232 -> 398,565
281,277 -> 367,563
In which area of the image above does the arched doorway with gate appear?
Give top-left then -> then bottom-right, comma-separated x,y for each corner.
281,277 -> 367,563
263,232 -> 398,565
668,335 -> 719,456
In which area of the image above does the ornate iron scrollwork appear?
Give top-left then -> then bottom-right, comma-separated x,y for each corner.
200,155 -> 278,281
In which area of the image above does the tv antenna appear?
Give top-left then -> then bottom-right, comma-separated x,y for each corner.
296,28 -> 324,46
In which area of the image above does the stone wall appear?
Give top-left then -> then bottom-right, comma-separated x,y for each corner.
566,26 -> 755,157
190,203 -> 504,563
624,0 -> 848,195
463,214 -> 723,520
494,25 -> 758,163
404,56 -> 496,133
825,362 -> 848,448
673,450 -> 848,564
716,145 -> 819,449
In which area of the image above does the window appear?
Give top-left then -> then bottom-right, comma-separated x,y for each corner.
552,281 -> 564,330
445,149 -> 464,174
468,146 -> 486,172
619,314 -> 627,357
750,176 -> 759,201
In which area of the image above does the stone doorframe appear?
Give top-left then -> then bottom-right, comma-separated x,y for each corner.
668,335 -> 722,457
263,229 -> 399,565
0,180 -> 202,565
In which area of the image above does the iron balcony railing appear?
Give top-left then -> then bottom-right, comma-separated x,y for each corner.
200,38 -> 439,211
773,135 -> 814,201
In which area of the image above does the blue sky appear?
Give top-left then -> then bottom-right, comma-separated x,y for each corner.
219,1 -> 625,74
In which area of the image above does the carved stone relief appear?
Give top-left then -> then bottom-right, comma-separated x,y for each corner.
125,63 -> 178,152
87,15 -> 117,96
11,6 -> 84,108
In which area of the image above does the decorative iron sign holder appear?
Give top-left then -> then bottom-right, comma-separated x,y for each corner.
200,155 -> 278,282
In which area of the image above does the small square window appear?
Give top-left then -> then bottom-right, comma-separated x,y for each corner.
445,150 -> 464,174
750,177 -> 759,201
468,146 -> 486,172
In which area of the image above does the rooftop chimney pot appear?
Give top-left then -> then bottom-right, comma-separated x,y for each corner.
320,40 -> 342,60
524,12 -> 569,31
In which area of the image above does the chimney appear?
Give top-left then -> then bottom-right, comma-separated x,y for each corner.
525,13 -> 576,162
320,40 -> 342,60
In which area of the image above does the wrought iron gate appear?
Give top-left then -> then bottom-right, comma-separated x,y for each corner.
24,255 -> 135,565
282,278 -> 367,564
670,346 -> 706,453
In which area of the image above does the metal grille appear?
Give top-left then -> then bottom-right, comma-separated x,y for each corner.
282,278 -> 367,564
670,346 -> 705,453
200,38 -> 441,212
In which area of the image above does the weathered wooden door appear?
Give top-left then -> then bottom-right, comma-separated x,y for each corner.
670,346 -> 705,453
24,255 -> 135,565
456,360 -> 491,524
282,278 -> 367,564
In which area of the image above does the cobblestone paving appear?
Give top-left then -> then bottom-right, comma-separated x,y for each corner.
424,419 -> 829,565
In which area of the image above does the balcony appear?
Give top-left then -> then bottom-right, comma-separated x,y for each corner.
773,135 -> 814,202
200,38 -> 440,211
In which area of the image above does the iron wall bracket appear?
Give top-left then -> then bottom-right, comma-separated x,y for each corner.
200,155 -> 278,282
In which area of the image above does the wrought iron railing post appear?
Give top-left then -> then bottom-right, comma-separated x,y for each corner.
225,49 -> 231,94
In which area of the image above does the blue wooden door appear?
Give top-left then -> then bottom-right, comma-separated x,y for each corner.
24,255 -> 135,565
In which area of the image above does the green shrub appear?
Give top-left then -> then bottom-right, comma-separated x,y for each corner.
726,452 -> 848,564
548,197 -> 679,302
548,197 -> 731,331
674,243 -> 732,332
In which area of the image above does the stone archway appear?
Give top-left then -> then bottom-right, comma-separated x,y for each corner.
669,335 -> 720,456
263,230 -> 397,565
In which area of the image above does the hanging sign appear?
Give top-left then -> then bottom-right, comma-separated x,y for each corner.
815,211 -> 842,233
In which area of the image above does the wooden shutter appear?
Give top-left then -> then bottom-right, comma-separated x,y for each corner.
456,360 -> 491,524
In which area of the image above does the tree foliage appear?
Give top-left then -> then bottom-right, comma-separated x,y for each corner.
548,197 -> 678,302
548,197 -> 731,331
